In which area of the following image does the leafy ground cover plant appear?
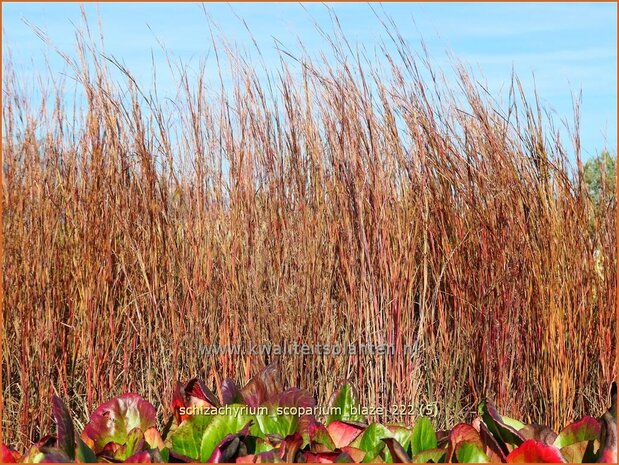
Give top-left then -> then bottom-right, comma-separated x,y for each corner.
2,364 -> 616,463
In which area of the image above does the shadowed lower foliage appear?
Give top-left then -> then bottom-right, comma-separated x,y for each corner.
2,10 -> 616,450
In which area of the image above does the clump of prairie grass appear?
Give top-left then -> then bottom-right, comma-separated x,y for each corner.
2,12 -> 616,449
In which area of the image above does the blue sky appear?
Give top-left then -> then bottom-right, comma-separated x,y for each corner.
3,2 -> 617,159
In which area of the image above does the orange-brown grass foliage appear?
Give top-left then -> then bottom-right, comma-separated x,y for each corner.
2,14 -> 616,449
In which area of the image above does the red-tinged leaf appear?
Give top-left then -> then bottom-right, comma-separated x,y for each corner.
383,437 -> 412,463
386,425 -> 413,457
240,363 -> 283,408
186,378 -> 220,406
446,423 -> 483,462
520,424 -> 558,445
479,399 -> 524,454
553,417 -> 600,448
173,378 -> 220,423
100,441 -> 121,458
81,393 -> 157,453
479,420 -> 508,462
21,446 -> 71,463
221,379 -> 243,405
450,424 -> 483,448
299,415 -> 336,451
124,450 -> 153,463
52,396 -> 75,460
305,451 -> 347,463
327,420 -> 365,449
105,427 -> 146,461
2,444 -> 21,463
341,446 -> 366,462
506,440 -> 565,463
276,432 -> 304,462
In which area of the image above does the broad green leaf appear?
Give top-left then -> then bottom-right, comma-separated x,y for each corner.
412,448 -> 446,463
254,413 -> 298,438
456,441 -> 490,463
199,411 -> 256,461
327,384 -> 365,424
169,414 -> 213,460
350,423 -> 393,462
411,417 -> 437,455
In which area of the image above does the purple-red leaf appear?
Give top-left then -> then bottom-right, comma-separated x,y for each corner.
241,363 -> 283,408
173,378 -> 220,423
277,433 -> 304,462
478,419 -> 508,462
383,437 -> 412,463
208,434 -> 241,463
479,399 -> 525,455
304,451 -> 350,463
597,382 -> 617,464
221,379 -> 243,405
264,387 -> 316,409
52,396 -> 75,460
